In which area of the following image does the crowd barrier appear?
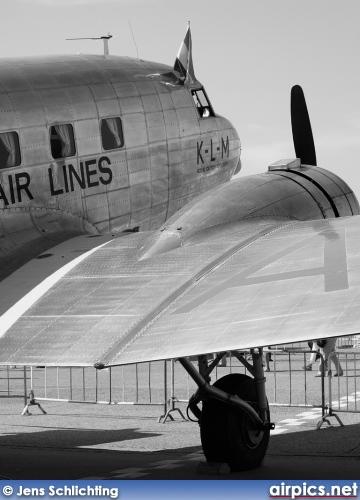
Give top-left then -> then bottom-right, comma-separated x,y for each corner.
0,366 -> 29,408
1,336 -> 360,427
20,362 -> 170,420
325,350 -> 360,425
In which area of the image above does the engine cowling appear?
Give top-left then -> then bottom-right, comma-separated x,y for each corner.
268,159 -> 359,218
139,159 -> 359,260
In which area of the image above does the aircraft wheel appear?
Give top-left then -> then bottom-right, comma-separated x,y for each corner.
200,373 -> 270,471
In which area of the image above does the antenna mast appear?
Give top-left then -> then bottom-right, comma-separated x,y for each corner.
128,20 -> 139,59
66,33 -> 114,56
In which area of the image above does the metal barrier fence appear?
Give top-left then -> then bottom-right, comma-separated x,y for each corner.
21,362 -> 170,420
264,350 -> 326,410
1,337 -> 360,426
325,350 -> 360,425
0,366 -> 29,408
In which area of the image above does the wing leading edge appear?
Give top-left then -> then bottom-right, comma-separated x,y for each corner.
1,216 -> 360,367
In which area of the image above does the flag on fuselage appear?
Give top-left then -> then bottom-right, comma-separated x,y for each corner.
174,22 -> 196,85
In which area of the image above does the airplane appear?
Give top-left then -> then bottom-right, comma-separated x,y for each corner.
0,23 -> 360,472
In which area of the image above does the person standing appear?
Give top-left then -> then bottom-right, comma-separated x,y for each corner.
315,338 -> 343,377
302,341 -> 320,371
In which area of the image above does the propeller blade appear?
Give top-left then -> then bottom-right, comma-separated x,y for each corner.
291,85 -> 317,166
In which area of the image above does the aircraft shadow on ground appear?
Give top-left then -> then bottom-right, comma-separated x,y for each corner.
0,427 -> 162,448
269,421 -> 360,458
1,421 -> 360,480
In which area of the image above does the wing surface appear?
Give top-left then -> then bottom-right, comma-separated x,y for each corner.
1,216 -> 360,366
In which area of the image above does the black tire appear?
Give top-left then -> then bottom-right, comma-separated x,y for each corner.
200,373 -> 270,471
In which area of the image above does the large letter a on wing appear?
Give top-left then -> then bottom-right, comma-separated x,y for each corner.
172,228 -> 349,315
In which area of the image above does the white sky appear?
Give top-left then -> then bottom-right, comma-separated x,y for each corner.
2,0 -> 360,199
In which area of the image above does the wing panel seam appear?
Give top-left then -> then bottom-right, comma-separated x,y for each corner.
97,222 -> 292,367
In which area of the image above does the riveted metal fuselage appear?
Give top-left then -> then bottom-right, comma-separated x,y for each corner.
0,54 -> 240,279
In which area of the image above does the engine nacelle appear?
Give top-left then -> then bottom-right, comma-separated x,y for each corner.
139,159 -> 359,260
268,159 -> 359,218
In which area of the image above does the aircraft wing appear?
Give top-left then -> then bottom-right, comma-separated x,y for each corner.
0,215 -> 359,367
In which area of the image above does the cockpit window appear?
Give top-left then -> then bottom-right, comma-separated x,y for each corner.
191,88 -> 214,118
0,131 -> 21,168
50,124 -> 76,159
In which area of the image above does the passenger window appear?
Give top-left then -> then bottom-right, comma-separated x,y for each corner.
50,124 -> 76,159
101,117 -> 124,150
191,89 -> 214,118
0,131 -> 21,169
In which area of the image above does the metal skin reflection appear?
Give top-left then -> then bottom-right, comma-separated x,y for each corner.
0,41 -> 240,281
0,28 -> 359,473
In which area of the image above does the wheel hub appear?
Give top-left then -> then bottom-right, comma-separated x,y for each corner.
241,413 -> 264,448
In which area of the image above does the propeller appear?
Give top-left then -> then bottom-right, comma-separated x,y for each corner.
291,85 -> 317,166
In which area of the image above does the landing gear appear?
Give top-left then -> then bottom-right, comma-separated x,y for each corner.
201,373 -> 270,471
178,349 -> 274,472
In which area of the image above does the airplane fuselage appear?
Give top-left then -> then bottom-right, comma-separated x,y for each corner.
0,54 -> 240,279
0,27 -> 359,475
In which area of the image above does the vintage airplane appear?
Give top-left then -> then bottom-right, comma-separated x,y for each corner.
0,24 -> 360,472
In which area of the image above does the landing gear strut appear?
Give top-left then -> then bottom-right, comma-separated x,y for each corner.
178,349 -> 274,471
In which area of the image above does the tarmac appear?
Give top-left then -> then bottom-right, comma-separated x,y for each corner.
0,355 -> 360,480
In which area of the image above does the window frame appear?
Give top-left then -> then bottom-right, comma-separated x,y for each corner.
191,88 -> 215,118
49,123 -> 76,160
100,117 -> 124,152
0,130 -> 22,170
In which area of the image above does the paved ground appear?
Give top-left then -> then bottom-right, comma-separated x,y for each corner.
0,355 -> 360,480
